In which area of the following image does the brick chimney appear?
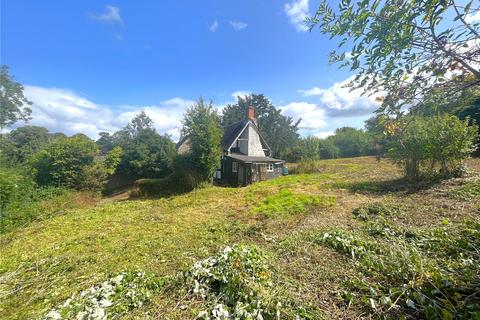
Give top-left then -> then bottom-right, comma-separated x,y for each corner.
247,105 -> 255,122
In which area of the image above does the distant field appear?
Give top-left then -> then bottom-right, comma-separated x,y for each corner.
1,156 -> 479,319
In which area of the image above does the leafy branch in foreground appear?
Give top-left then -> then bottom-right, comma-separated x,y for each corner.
308,0 -> 480,115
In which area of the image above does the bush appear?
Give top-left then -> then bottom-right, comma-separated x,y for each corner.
0,165 -> 87,233
388,115 -> 478,180
31,136 -> 99,189
118,129 -> 175,179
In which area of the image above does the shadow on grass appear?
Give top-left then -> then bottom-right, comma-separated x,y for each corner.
331,177 -> 444,195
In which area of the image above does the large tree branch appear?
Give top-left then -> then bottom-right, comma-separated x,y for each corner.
428,14 -> 480,79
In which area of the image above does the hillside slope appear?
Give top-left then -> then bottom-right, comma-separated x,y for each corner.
1,157 -> 479,319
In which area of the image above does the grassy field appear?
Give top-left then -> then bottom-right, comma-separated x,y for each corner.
1,157 -> 479,319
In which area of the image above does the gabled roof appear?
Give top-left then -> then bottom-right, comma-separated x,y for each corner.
221,120 -> 248,149
221,120 -> 272,155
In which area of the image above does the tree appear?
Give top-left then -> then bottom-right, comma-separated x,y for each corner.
96,132 -> 116,154
330,127 -> 374,158
125,110 -> 154,137
30,135 -> 99,188
0,65 -> 32,129
1,126 -> 51,163
309,0 -> 480,116
320,138 -> 339,159
181,98 -> 222,182
118,129 -> 175,179
298,136 -> 322,161
221,94 -> 300,159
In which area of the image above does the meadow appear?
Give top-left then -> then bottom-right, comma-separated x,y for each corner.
1,157 -> 479,319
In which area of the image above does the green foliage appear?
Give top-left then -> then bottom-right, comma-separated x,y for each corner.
297,136 -> 322,161
104,146 -> 122,175
118,128 -> 175,179
0,168 -> 75,233
44,271 -> 163,319
0,168 -> 20,213
254,189 -> 336,217
184,244 -> 282,319
309,0 -> 480,116
96,132 -> 116,154
222,94 -> 300,159
319,138 -> 339,159
31,135 -> 100,189
412,88 -> 480,157
181,98 -> 222,182
388,115 -> 478,180
0,126 -> 51,163
329,127 -> 374,158
0,65 -> 32,129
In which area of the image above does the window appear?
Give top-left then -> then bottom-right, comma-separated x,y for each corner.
232,162 -> 238,173
266,163 -> 274,172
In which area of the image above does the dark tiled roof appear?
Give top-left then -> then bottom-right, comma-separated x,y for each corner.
221,120 -> 248,149
227,153 -> 285,163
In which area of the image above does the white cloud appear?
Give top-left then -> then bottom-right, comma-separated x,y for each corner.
209,20 -> 219,32
231,90 -> 250,99
299,76 -> 381,117
298,86 -> 325,96
466,11 -> 480,23
230,20 -> 248,31
23,86 -> 196,141
113,33 -> 123,41
90,5 -> 124,25
285,0 -> 310,32
280,102 -> 326,130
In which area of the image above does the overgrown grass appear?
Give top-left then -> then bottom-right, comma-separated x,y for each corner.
0,186 -> 97,234
0,157 -> 479,319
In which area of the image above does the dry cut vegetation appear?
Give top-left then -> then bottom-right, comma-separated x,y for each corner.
1,157 -> 479,319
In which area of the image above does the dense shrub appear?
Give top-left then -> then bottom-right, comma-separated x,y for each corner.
31,136 -> 99,188
118,128 -> 175,179
388,115 -> 478,180
0,170 -> 75,233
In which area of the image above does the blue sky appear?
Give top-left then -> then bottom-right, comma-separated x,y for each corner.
1,0 -> 380,140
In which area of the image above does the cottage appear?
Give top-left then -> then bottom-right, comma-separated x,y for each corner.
177,106 -> 285,186
216,106 -> 285,186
